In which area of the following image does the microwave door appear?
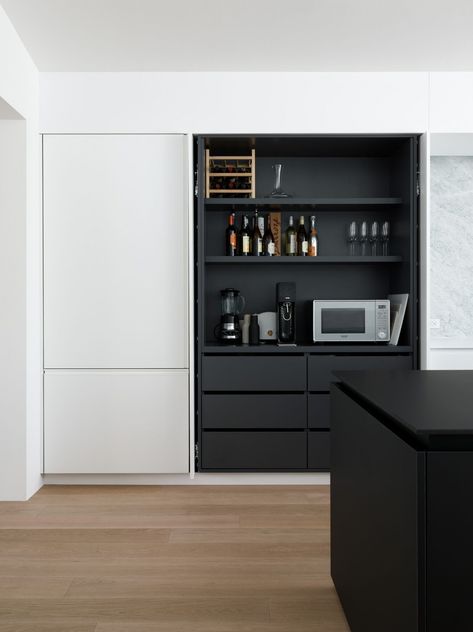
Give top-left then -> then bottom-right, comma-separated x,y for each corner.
314,302 -> 375,341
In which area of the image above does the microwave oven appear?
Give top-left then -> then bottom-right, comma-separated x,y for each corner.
313,300 -> 390,343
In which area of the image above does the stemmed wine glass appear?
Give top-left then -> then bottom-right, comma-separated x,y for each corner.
381,221 -> 390,256
370,221 -> 379,256
347,221 -> 359,256
360,221 -> 368,256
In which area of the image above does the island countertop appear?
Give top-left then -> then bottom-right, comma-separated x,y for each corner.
335,369 -> 473,449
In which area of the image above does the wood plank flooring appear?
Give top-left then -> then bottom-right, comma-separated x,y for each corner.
0,485 -> 349,631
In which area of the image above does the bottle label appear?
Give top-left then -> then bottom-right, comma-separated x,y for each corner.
302,240 -> 308,253
287,235 -> 296,254
230,234 -> 237,249
309,239 -> 318,256
257,237 -> 262,254
268,242 -> 275,255
242,235 -> 250,253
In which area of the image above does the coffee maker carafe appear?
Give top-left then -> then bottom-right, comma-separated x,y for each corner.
276,282 -> 296,345
214,288 -> 245,344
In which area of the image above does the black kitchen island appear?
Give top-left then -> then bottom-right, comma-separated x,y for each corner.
331,370 -> 473,632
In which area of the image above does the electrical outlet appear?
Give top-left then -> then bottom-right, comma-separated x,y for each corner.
430,319 -> 441,329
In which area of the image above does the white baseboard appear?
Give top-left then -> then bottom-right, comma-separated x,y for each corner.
42,472 -> 330,486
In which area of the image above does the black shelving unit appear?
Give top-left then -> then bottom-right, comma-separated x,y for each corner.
203,344 -> 414,354
205,196 -> 403,207
206,256 -> 403,264
195,134 -> 419,473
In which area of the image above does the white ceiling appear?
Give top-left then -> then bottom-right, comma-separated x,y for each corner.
2,0 -> 473,72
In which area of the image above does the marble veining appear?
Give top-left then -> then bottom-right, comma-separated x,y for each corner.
431,156 -> 473,343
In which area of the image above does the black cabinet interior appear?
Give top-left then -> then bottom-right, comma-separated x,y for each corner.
195,134 -> 419,472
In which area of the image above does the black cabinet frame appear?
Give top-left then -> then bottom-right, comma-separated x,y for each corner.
194,134 -> 419,472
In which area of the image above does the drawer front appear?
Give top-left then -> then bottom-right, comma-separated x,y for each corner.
202,356 -> 306,392
202,394 -> 306,429
308,394 -> 331,429
308,355 -> 412,392
308,431 -> 330,470
201,431 -> 307,470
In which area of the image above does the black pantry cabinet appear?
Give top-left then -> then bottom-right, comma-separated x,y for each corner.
194,134 -> 419,472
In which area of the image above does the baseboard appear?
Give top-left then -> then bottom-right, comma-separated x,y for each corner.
42,472 -> 330,485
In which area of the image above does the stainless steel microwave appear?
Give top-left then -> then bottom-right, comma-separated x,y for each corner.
313,300 -> 390,343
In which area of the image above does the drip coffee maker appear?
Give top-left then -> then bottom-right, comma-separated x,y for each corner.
214,288 -> 246,343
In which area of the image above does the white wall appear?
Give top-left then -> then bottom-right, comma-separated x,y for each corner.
40,72 -> 429,133
0,120 -> 27,499
430,73 -> 473,133
0,6 -> 41,499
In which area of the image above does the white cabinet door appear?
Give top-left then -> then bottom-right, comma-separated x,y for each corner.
43,134 -> 188,369
44,370 -> 189,473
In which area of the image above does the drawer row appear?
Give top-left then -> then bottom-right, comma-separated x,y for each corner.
200,430 -> 330,471
202,393 -> 330,430
202,354 -> 412,392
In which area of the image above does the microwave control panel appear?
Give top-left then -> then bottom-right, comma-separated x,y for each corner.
375,300 -> 390,341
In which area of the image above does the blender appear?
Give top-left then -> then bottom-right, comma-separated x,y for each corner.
214,288 -> 245,344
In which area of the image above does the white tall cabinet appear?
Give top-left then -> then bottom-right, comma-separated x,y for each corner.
43,134 -> 189,473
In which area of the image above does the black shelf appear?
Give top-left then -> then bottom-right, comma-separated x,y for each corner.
205,197 -> 402,207
205,256 -> 402,264
203,344 -> 413,355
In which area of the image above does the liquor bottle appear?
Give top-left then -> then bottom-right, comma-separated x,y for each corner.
262,215 -> 275,256
239,215 -> 251,256
251,210 -> 263,256
296,216 -> 308,256
285,215 -> 296,256
308,215 -> 318,257
225,212 -> 237,256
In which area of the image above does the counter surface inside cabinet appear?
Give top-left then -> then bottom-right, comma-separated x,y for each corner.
331,369 -> 473,632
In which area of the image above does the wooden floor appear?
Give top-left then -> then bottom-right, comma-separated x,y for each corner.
0,485 -> 349,632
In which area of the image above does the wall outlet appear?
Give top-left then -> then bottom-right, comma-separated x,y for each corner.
430,318 -> 441,329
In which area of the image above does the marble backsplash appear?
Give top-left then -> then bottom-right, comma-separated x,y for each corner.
430,156 -> 473,343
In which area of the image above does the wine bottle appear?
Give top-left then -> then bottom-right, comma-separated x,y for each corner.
225,212 -> 237,256
308,215 -> 318,257
239,215 -> 251,256
257,213 -> 265,236
262,215 -> 275,256
285,215 -> 296,256
251,210 -> 263,256
296,216 -> 308,256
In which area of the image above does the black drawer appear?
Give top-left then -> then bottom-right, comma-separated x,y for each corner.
202,394 -> 306,429
308,355 -> 412,392
308,431 -> 330,470
202,355 -> 306,392
308,394 -> 331,429
201,431 -> 307,470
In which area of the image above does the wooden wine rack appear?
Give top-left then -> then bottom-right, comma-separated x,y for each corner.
205,149 -> 255,198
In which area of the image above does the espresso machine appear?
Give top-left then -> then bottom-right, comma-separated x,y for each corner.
276,282 -> 296,345
214,288 -> 245,344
